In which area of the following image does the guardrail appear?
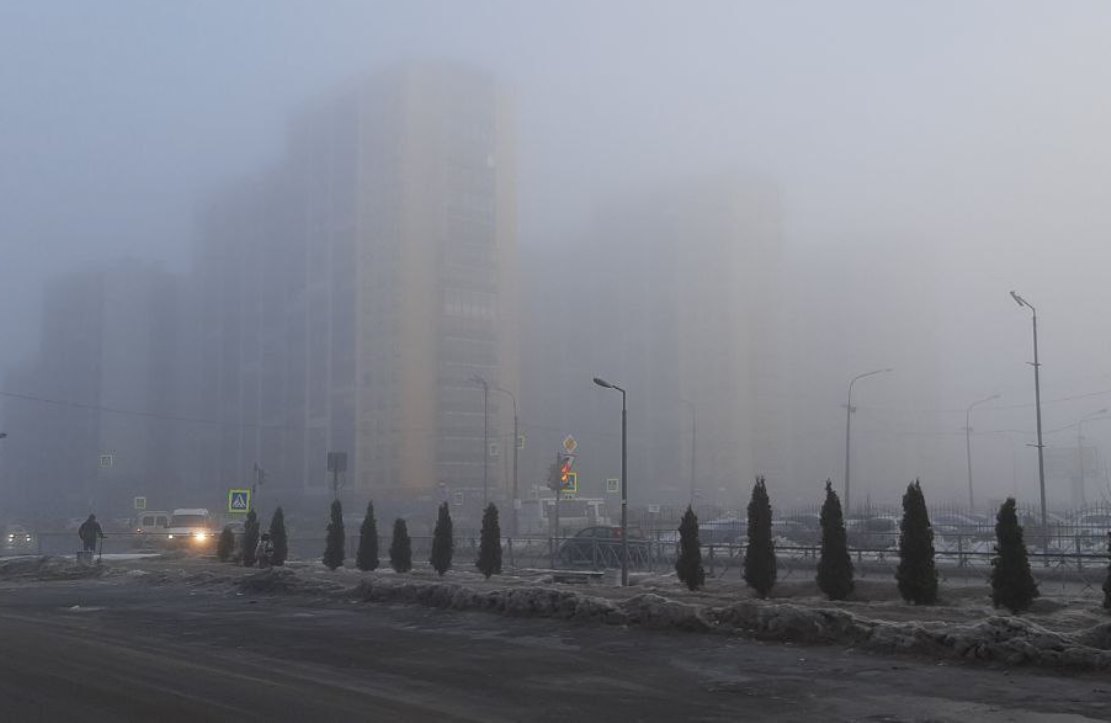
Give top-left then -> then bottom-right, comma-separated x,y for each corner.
5,530 -> 1109,590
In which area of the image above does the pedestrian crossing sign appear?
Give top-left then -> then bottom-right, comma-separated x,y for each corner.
228,488 -> 251,513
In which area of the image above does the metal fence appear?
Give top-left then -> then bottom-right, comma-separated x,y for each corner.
6,524 -> 1111,592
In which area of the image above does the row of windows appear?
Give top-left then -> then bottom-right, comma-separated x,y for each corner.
443,287 -> 496,321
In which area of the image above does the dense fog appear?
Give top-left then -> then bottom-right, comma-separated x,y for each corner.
4,1 -> 1111,527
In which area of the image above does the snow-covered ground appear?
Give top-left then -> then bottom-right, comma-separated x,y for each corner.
6,552 -> 1111,671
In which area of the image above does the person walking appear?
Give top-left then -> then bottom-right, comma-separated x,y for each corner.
256,532 -> 274,569
78,514 -> 104,553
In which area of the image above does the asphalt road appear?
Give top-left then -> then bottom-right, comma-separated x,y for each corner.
0,578 -> 1108,722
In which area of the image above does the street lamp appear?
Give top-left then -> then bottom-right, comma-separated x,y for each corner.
965,393 -> 1001,511
470,375 -> 490,506
844,368 -> 892,514
1010,290 -> 1048,555
681,399 -> 696,504
1076,408 -> 1108,507
593,376 -> 628,587
491,384 -> 519,537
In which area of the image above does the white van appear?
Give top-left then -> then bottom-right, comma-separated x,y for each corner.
136,511 -> 171,535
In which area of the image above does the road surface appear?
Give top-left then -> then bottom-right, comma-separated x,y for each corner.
0,578 -> 1108,722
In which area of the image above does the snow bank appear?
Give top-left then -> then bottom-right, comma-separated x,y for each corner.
0,555 -> 107,580
146,562 -> 1111,672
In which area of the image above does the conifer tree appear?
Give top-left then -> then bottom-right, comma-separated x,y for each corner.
475,503 -> 503,579
356,500 -> 380,572
896,479 -> 938,604
1102,532 -> 1111,611
990,497 -> 1039,613
430,501 -> 454,576
743,476 -> 777,598
268,506 -> 288,566
241,510 -> 260,567
675,505 -> 706,591
323,499 -> 345,571
216,525 -> 235,562
390,518 -> 412,573
816,479 -> 854,600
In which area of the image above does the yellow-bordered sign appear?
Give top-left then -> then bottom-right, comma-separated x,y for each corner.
228,488 -> 251,513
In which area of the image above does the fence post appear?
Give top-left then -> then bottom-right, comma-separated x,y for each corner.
957,534 -> 965,568
709,544 -> 716,577
508,537 -> 514,569
1076,534 -> 1082,573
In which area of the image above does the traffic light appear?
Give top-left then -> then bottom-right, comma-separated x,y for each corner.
560,458 -> 572,483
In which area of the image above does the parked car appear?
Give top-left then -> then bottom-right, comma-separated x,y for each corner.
698,517 -> 747,545
559,526 -> 651,568
846,515 -> 899,550
773,513 -> 821,546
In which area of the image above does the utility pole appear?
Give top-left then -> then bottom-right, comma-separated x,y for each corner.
471,376 -> 490,506
594,377 -> 628,586
844,368 -> 892,515
512,407 -> 519,536
682,399 -> 696,505
1010,291 -> 1048,558
965,394 -> 1000,511
491,385 -> 519,537
1075,409 -> 1107,507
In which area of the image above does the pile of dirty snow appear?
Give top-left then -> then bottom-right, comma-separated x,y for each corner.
0,555 -> 107,581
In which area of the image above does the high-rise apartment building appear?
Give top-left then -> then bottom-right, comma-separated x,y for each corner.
1,261 -> 182,520
521,175 -> 786,509
190,65 -> 517,510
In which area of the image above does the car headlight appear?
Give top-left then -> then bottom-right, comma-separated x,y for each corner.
167,534 -> 174,539
6,535 -> 12,542
193,531 -> 207,542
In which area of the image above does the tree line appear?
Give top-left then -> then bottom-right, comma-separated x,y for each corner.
676,476 -> 1044,614
215,499 -> 504,580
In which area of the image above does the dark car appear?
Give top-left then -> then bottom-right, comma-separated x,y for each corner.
559,526 -> 651,568
698,517 -> 747,545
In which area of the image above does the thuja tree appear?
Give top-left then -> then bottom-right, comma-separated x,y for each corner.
241,510 -> 260,567
475,503 -> 503,579
430,502 -> 454,576
216,525 -> 235,562
390,518 -> 412,573
356,500 -> 380,572
990,497 -> 1039,613
743,476 -> 777,598
816,480 -> 853,601
675,505 -> 706,591
323,499 -> 345,571
896,479 -> 938,604
1102,532 -> 1111,611
268,506 -> 288,566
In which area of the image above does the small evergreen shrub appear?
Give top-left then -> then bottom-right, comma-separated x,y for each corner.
675,505 -> 706,591
743,476 -> 777,598
475,503 -> 503,579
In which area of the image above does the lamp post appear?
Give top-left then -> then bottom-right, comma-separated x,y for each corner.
1076,408 -> 1108,507
844,368 -> 892,515
1010,290 -> 1048,555
681,399 -> 695,504
470,375 -> 490,506
594,376 -> 628,587
965,394 -> 1000,511
491,384 -> 519,537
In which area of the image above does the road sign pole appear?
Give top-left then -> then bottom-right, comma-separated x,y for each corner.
554,485 -> 561,569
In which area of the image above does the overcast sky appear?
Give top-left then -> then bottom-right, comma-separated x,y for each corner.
4,1 -> 1111,505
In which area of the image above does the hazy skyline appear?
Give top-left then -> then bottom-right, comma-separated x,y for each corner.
5,2 -> 1111,507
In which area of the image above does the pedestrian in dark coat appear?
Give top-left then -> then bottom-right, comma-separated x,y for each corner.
78,514 -> 104,552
